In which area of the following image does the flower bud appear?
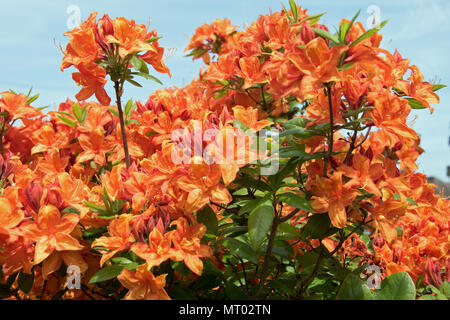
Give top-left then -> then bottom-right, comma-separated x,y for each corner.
372,236 -> 385,247
392,247 -> 403,263
424,258 -> 443,288
300,23 -> 316,44
132,206 -> 171,242
100,14 -> 114,37
24,181 -> 43,212
44,189 -> 65,211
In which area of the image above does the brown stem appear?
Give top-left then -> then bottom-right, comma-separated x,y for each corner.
344,126 -> 359,165
114,81 -> 131,169
323,84 -> 334,177
253,208 -> 280,299
279,208 -> 300,223
298,245 -> 325,298
0,118 -> 6,156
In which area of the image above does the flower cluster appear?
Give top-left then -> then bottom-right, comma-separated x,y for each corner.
0,3 -> 448,300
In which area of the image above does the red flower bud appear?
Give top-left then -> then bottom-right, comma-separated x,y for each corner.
24,182 -> 43,213
424,258 -> 443,288
300,23 -> 316,44
0,153 -> 14,181
100,14 -> 114,37
132,206 -> 171,242
372,236 -> 385,247
393,247 -> 403,263
44,189 -> 65,211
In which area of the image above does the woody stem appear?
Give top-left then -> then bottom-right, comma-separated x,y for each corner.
254,204 -> 280,299
323,84 -> 334,177
114,81 -> 131,169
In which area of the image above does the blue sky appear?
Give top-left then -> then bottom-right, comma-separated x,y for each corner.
0,0 -> 448,181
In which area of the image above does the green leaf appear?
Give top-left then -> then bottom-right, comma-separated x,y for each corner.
81,105 -> 88,124
110,257 -> 138,270
225,282 -> 246,299
130,55 -> 149,74
57,115 -> 77,128
278,192 -> 312,211
0,284 -> 13,299
302,213 -> 339,239
18,271 -> 34,294
238,198 -> 265,215
145,131 -> 158,137
233,119 -> 250,132
146,36 -> 162,43
135,72 -> 163,85
107,107 -> 119,117
89,265 -> 124,284
311,28 -> 340,45
84,201 -> 107,214
72,103 -> 83,123
125,119 -> 140,126
298,251 -> 319,269
337,274 -> 374,300
222,238 -> 258,264
215,88 -> 229,99
248,200 -> 274,249
235,176 -> 272,192
339,10 -> 360,43
197,205 -> 218,235
26,94 -> 39,105
350,20 -> 388,47
338,62 -> 355,71
419,294 -> 436,300
82,226 -> 107,241
406,98 -> 426,109
62,207 -> 80,215
289,0 -> 298,22
124,99 -> 134,118
126,79 -> 143,87
439,281 -> 450,299
281,3 -> 292,23
373,272 -> 416,300
432,84 -> 446,92
277,222 -> 300,239
298,12 -> 326,26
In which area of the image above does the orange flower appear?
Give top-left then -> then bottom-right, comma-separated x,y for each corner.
0,91 -> 42,120
61,12 -> 100,71
396,65 -> 439,112
131,227 -> 172,270
238,56 -> 267,89
168,218 -> 212,276
288,37 -> 347,99
105,17 -> 157,59
118,263 -> 170,300
72,63 -> 110,106
310,172 -> 359,228
0,196 -> 24,236
91,214 -> 134,266
232,105 -> 272,132
20,205 -> 84,265
77,127 -> 115,165
339,152 -> 383,197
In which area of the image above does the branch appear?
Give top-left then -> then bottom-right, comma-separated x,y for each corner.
323,84 -> 334,177
114,81 -> 131,169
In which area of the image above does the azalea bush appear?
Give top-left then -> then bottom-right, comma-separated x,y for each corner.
0,2 -> 448,300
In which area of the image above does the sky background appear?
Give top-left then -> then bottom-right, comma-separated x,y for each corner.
0,0 -> 449,181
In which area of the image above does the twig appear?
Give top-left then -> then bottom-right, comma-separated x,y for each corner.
114,81 -> 131,169
323,84 -> 334,177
